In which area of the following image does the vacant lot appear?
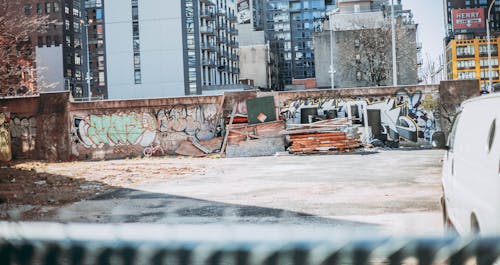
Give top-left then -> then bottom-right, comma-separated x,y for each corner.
1,149 -> 444,235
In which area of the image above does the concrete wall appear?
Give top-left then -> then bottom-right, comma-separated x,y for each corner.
105,0 -> 185,99
0,80 -> 480,162
69,96 -> 223,160
238,45 -> 268,88
277,82 -> 479,145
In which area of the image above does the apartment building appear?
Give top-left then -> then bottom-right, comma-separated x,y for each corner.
21,0 -> 85,98
444,0 -> 500,91
264,0 -> 326,90
104,0 -> 240,99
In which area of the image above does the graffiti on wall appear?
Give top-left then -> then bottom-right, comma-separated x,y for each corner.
157,105 -> 218,141
10,117 -> 37,153
72,104 -> 220,157
0,113 -> 12,161
75,112 -> 157,148
280,89 -> 439,143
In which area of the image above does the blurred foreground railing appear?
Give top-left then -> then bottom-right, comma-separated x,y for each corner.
0,222 -> 499,265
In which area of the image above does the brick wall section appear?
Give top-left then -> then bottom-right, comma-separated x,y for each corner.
0,80 -> 482,161
439,80 -> 481,135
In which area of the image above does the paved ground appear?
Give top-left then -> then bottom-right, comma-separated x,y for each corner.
11,149 -> 445,236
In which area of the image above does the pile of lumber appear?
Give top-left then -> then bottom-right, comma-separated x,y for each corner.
282,118 -> 363,154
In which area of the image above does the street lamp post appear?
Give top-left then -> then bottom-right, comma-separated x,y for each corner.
391,0 -> 398,86
80,19 -> 93,101
487,0 -> 495,93
329,14 -> 335,89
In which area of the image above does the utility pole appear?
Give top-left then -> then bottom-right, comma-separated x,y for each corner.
391,0 -> 397,86
329,14 -> 335,89
81,18 -> 93,101
487,0 -> 495,93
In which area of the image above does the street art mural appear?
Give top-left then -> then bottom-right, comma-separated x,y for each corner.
74,112 -> 157,148
280,89 -> 439,143
71,104 -> 220,157
157,104 -> 218,141
0,113 -> 12,161
10,117 -> 37,153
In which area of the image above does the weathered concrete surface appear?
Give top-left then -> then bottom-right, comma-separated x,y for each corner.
28,149 -> 445,236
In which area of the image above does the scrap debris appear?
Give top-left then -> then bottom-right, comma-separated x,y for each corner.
281,118 -> 363,154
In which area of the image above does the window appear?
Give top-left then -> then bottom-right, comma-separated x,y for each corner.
356,71 -> 362,81
36,3 -> 42,14
132,0 -> 141,84
53,2 -> 60,12
37,36 -> 43,47
54,35 -> 60,46
447,112 -> 461,152
24,4 -> 31,16
45,36 -> 52,46
45,2 -> 51,14
96,9 -> 102,20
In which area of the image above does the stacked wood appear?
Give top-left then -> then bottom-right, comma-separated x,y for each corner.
282,118 -> 363,154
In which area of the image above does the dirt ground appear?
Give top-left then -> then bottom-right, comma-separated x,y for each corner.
0,158 -> 200,221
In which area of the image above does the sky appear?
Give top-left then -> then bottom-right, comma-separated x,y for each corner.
402,0 -> 446,63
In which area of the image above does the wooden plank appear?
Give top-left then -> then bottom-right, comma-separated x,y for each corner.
188,137 -> 212,154
220,105 -> 237,156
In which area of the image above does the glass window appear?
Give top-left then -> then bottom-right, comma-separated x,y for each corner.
53,2 -> 59,12
45,36 -> 52,46
36,3 -> 42,14
45,2 -> 51,13
96,9 -> 102,20
24,4 -> 31,16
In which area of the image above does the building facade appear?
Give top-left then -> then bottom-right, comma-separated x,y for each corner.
264,0 -> 326,90
444,0 -> 500,91
104,0 -> 240,99
84,0 -> 107,99
314,0 -> 419,88
23,0 -> 85,98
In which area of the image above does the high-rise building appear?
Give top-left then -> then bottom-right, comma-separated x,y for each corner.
444,0 -> 500,91
22,0 -> 85,98
313,0 -> 419,88
84,0 -> 107,99
264,0 -> 326,90
104,0 -> 240,99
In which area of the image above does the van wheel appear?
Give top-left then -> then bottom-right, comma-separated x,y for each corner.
441,197 -> 457,235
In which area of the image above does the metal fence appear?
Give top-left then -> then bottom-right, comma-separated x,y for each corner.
0,222 -> 499,265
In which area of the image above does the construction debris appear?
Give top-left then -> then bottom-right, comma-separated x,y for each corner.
282,118 -> 363,154
225,120 -> 285,157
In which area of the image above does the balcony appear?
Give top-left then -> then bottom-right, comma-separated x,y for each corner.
200,10 -> 215,20
200,0 -> 215,5
232,67 -> 240,74
228,14 -> 237,22
229,40 -> 239,47
217,35 -> 227,43
202,59 -> 216,67
230,27 -> 239,35
217,65 -> 229,72
201,43 -> 216,51
230,53 -> 239,61
200,26 -> 215,35
217,8 -> 226,16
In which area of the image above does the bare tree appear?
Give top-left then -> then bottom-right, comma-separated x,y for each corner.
0,0 -> 49,97
419,53 -> 444,85
331,12 -> 418,88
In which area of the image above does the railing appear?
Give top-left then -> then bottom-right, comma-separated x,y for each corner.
200,26 -> 215,35
1,223 -> 500,265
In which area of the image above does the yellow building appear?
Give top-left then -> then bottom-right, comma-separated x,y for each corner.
446,36 -> 500,91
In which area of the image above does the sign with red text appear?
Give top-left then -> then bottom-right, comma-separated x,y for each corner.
452,8 -> 485,32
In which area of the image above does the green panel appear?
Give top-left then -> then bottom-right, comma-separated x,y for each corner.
246,96 -> 277,125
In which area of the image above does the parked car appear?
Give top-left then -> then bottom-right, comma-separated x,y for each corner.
440,92 -> 500,235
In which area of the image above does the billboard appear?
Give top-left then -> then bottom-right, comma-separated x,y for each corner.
237,0 -> 251,24
452,8 -> 485,32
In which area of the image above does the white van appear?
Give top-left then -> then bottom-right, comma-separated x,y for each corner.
440,92 -> 500,235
